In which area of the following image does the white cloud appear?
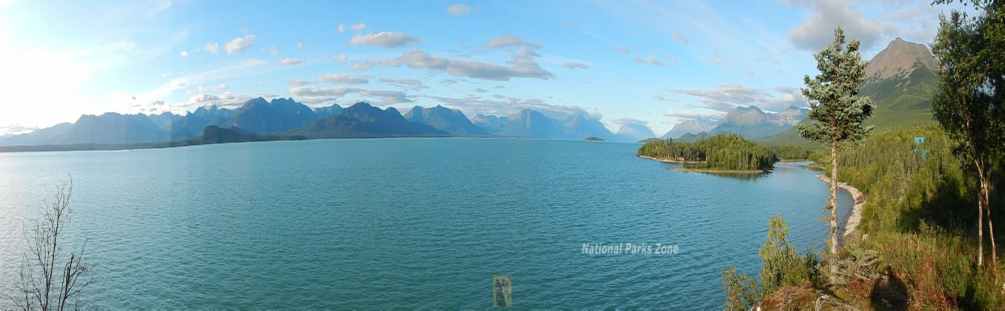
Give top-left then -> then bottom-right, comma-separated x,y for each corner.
447,3 -> 472,16
289,86 -> 412,105
205,42 -> 220,54
289,80 -> 312,87
351,23 -> 367,31
320,74 -> 369,84
379,78 -> 427,90
788,0 -> 888,51
634,56 -> 664,66
297,41 -> 304,49
224,35 -> 256,54
672,32 -> 688,45
133,59 -> 268,113
674,84 -> 807,112
185,92 -> 251,109
562,61 -> 590,70
337,24 -> 346,33
334,53 -> 348,63
350,32 -> 420,48
486,35 -> 540,49
354,49 -> 553,81
280,58 -> 303,65
179,50 -> 189,57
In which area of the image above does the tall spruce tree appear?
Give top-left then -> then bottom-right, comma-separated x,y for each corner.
932,1 -> 1005,266
798,28 -> 873,256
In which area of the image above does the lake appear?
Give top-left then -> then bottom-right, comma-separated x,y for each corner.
0,138 -> 850,309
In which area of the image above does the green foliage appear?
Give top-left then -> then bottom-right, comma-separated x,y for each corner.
768,144 -> 816,160
827,127 -> 1005,309
799,28 -> 874,144
722,217 -> 822,309
759,216 -> 822,294
637,134 -> 779,171
722,267 -> 760,311
828,127 -> 971,234
932,10 -> 1005,165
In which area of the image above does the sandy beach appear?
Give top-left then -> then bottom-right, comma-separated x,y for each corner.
817,175 -> 866,238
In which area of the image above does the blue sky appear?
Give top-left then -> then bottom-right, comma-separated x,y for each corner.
0,0 -> 953,135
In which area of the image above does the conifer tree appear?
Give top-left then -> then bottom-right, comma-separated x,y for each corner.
799,28 -> 873,256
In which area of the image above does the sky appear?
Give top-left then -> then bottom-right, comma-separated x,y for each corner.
0,0 -> 957,136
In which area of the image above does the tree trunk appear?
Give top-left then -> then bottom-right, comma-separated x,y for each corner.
978,163 -> 996,266
829,141 -> 839,255
977,159 -> 985,267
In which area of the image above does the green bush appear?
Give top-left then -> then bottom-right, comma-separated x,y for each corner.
722,267 -> 760,311
723,216 -> 822,309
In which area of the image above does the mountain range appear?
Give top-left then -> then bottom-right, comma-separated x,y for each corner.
663,105 -> 808,139
471,109 -> 618,141
0,97 -> 647,147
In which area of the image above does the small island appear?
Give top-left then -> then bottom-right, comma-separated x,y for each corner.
637,134 -> 778,173
584,136 -> 605,142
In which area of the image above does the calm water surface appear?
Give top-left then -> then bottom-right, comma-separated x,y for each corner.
0,138 -> 850,309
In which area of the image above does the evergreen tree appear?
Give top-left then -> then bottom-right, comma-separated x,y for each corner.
932,0 -> 1005,266
798,28 -> 873,257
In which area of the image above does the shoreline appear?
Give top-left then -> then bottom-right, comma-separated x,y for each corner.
637,155 -> 766,174
817,174 -> 866,239
678,168 -> 767,174
636,155 -> 704,164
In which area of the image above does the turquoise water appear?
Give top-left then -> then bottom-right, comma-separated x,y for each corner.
0,138 -> 850,309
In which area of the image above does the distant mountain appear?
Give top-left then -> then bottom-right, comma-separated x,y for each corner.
0,97 -> 627,147
231,97 -> 319,134
676,132 -> 710,142
300,102 -> 447,138
613,123 -> 656,142
201,126 -> 260,144
476,109 -> 563,138
708,106 -> 806,139
148,112 -> 181,131
0,113 -> 169,146
314,103 -> 344,119
865,37 -> 937,80
404,105 -> 487,136
561,112 -> 613,140
664,119 -> 718,139
773,106 -> 808,126
169,105 -> 237,139
860,39 -> 939,130
473,109 -> 613,140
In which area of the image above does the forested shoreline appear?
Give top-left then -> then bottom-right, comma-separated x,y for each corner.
637,134 -> 779,172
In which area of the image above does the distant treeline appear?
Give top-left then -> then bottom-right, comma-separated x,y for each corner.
637,134 -> 779,171
768,144 -> 816,161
